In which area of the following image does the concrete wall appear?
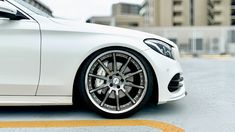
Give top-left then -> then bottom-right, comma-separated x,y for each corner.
194,0 -> 208,26
158,0 -> 172,26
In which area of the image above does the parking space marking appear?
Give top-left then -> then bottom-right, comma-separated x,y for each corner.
0,120 -> 184,132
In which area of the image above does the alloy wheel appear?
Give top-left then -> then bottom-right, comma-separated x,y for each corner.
85,50 -> 148,114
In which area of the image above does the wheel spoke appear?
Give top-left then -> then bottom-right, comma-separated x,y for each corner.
125,82 -> 144,89
113,53 -> 117,73
122,89 -> 136,104
98,59 -> 111,75
125,70 -> 143,79
120,57 -> 131,73
89,74 -> 107,81
86,50 -> 148,113
101,89 -> 112,107
116,91 -> 120,111
90,85 -> 107,93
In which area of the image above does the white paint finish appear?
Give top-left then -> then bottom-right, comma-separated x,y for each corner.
0,0 -> 185,106
0,96 -> 72,106
36,17 -> 154,95
140,49 -> 185,104
0,15 -> 40,95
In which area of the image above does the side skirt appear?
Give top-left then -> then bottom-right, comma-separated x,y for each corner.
0,96 -> 72,106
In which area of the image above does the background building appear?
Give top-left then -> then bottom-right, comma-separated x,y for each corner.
134,26 -> 235,55
137,0 -> 235,55
140,0 -> 235,26
87,3 -> 144,27
88,0 -> 235,27
140,0 -> 190,26
206,0 -> 231,26
87,0 -> 235,55
229,0 -> 235,25
140,0 -> 233,27
112,3 -> 141,16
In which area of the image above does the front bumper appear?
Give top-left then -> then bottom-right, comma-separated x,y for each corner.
142,48 -> 186,104
168,91 -> 187,102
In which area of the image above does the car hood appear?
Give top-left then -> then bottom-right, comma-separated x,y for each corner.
48,18 -> 177,47
50,18 -> 156,38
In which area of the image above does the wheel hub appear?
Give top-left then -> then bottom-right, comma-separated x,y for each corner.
109,73 -> 123,90
112,77 -> 120,85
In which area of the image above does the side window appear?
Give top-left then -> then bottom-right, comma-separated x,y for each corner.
0,1 -> 16,18
0,1 -> 28,20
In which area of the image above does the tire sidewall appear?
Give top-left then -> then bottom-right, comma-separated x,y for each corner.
78,47 -> 153,118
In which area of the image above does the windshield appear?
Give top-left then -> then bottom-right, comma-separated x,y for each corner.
11,0 -> 52,17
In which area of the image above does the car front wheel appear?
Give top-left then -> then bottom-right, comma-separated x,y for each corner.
78,47 -> 153,118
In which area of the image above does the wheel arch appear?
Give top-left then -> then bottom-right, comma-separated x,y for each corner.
72,46 -> 159,105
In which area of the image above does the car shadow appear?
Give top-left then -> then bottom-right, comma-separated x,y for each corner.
0,102 -> 185,120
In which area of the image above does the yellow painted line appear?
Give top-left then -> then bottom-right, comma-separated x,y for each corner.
0,120 -> 184,132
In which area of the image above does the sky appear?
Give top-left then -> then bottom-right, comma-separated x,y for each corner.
39,0 -> 144,22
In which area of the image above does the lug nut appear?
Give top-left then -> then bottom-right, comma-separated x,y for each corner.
110,83 -> 113,87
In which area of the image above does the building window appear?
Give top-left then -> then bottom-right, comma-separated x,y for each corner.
230,30 -> 235,43
121,4 -> 140,15
173,11 -> 182,16
214,11 -> 221,15
128,23 -> 139,27
232,0 -> 235,5
196,39 -> 203,51
232,19 -> 235,25
173,0 -> 182,6
214,0 -> 221,5
189,38 -> 204,52
231,9 -> 235,16
173,22 -> 182,26
190,0 -> 194,25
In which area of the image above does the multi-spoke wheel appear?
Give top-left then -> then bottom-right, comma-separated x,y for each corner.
78,47 -> 153,118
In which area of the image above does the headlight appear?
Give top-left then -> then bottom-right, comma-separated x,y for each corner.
144,38 -> 174,59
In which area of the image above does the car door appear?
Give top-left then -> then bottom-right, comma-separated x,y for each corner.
0,1 -> 40,95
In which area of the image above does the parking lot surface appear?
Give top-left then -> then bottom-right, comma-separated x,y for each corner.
0,58 -> 234,132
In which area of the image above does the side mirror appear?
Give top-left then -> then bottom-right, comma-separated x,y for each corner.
0,1 -> 17,17
0,1 -> 27,20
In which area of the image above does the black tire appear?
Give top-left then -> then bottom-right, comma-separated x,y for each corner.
77,47 -> 153,118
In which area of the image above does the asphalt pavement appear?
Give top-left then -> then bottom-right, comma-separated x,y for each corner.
0,58 -> 234,132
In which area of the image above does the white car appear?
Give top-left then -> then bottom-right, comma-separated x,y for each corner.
0,0 -> 186,118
